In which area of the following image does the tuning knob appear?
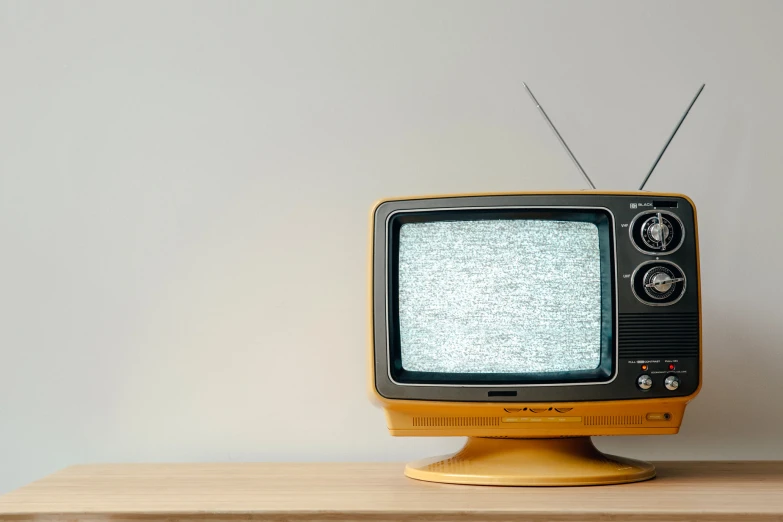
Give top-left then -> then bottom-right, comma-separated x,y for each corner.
637,374 -> 653,390
643,266 -> 683,300
632,261 -> 687,306
630,210 -> 685,255
648,220 -> 670,243
664,375 -> 680,391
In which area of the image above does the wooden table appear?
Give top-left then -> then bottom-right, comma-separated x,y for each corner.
1,462 -> 782,521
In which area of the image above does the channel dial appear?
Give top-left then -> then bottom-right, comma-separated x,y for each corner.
632,261 -> 687,306
630,210 -> 685,255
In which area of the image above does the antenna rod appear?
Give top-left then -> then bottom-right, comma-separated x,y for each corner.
639,84 -> 705,190
523,83 -> 596,189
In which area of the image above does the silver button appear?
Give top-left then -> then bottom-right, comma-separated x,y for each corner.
664,375 -> 680,391
637,374 -> 653,390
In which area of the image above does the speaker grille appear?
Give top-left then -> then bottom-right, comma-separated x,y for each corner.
412,417 -> 501,427
619,312 -> 699,358
584,415 -> 643,426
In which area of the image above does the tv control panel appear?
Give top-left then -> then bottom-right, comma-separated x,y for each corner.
616,196 -> 700,399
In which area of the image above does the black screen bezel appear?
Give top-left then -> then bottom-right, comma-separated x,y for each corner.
386,207 -> 616,386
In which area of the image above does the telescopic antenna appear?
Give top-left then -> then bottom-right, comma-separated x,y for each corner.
523,83 -> 596,189
638,84 -> 705,191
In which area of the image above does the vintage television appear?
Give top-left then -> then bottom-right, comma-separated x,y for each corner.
368,85 -> 704,486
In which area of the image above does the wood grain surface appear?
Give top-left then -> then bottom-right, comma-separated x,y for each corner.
1,461 -> 782,521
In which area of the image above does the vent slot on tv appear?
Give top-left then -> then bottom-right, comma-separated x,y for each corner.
584,415 -> 643,426
618,312 -> 699,358
412,417 -> 501,427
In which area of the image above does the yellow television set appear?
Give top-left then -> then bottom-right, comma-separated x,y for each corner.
368,85 -> 704,486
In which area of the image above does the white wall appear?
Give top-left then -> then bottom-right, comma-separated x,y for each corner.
2,0 -> 782,494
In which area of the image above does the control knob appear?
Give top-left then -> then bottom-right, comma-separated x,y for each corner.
631,261 -> 687,306
665,375 -> 680,391
637,374 -> 653,390
629,210 -> 685,255
642,214 -> 673,250
643,266 -> 684,300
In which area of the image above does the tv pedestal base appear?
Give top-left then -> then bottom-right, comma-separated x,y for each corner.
405,436 -> 656,486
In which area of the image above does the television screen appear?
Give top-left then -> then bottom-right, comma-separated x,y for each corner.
398,219 -> 603,374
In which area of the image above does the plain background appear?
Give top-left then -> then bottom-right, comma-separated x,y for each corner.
2,0 -> 782,494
